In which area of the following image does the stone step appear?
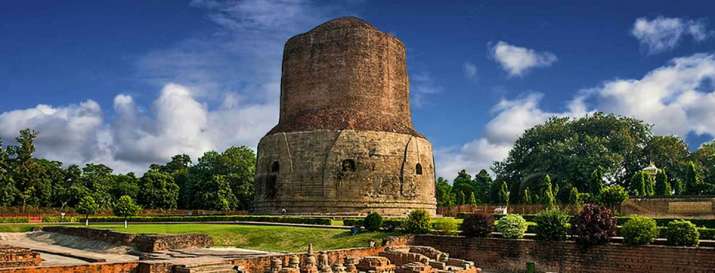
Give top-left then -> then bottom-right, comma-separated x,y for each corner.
175,262 -> 235,273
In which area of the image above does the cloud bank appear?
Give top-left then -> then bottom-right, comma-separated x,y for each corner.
632,16 -> 709,54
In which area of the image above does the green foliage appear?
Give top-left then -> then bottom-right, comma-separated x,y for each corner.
363,212 -> 383,232
0,217 -> 29,223
567,186 -> 581,206
467,192 -> 477,206
460,213 -> 494,237
630,171 -> 648,196
654,170 -> 672,196
674,179 -> 686,195
598,185 -> 628,210
403,209 -> 431,234
435,177 -> 453,207
75,195 -> 99,219
493,113 -> 652,197
139,169 -> 179,209
664,220 -> 699,246
571,204 -> 616,246
495,214 -> 528,239
542,175 -> 556,209
112,195 -> 142,219
491,181 -> 509,205
534,209 -> 570,241
692,140 -> 715,187
522,188 -> 532,204
685,161 -> 705,195
456,191 -> 466,205
643,136 -> 690,185
621,216 -> 658,245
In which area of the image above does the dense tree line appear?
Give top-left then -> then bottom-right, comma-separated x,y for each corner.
0,129 -> 255,212
437,113 -> 715,207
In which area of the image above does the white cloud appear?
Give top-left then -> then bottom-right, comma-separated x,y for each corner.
463,62 -> 477,79
490,41 -> 557,77
632,16 -> 710,54
436,94 -> 572,178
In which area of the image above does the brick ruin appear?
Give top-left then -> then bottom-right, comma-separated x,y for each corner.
257,245 -> 478,273
0,245 -> 41,268
254,16 -> 436,216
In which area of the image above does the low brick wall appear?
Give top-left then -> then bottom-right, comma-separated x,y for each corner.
0,262 -> 139,273
405,235 -> 715,273
41,227 -> 212,252
0,245 -> 41,268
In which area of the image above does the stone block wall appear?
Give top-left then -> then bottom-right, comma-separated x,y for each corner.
0,262 -> 139,273
229,246 -> 385,273
405,235 -> 715,273
255,130 -> 436,216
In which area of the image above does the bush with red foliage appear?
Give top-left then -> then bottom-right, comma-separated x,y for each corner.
570,204 -> 617,246
460,213 -> 495,237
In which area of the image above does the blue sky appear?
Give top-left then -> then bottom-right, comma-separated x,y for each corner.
1,0 -> 715,178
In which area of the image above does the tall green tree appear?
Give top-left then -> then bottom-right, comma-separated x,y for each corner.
492,180 -> 509,205
0,139 -> 16,206
76,195 -> 98,226
473,169 -> 493,204
542,175 -> 556,209
435,177 -> 453,207
655,170 -> 672,196
113,195 -> 142,228
468,192 -> 477,206
81,164 -> 114,209
493,113 -> 651,194
692,140 -> 715,185
643,136 -> 690,183
684,161 -> 704,195
138,169 -> 179,209
452,170 -> 474,204
630,171 -> 647,197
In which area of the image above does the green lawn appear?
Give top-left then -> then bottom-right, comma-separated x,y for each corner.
90,224 -> 393,253
0,224 -> 39,233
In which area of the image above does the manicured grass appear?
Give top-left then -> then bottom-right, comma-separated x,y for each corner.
90,224 -> 393,253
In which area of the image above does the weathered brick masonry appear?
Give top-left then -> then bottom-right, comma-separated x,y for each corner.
254,17 -> 436,216
42,227 -> 212,252
0,245 -> 41,268
405,235 -> 715,273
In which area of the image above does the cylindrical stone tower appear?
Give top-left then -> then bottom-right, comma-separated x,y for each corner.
254,17 -> 436,216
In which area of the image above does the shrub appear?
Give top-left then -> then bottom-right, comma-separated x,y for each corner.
664,220 -> 699,246
621,216 -> 658,245
0,217 -> 30,223
495,214 -> 528,239
363,212 -> 383,232
403,209 -> 431,234
571,204 -> 617,246
534,209 -> 570,241
598,185 -> 628,210
460,213 -> 494,237
431,218 -> 459,235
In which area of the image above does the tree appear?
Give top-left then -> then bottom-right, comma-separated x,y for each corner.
473,169 -> 493,204
456,191 -> 466,205
113,195 -> 141,228
522,188 -> 532,204
643,136 -> 689,183
109,173 -> 140,201
685,161 -> 704,195
492,181 -> 509,205
435,177 -> 453,207
630,171 -> 647,197
81,164 -> 114,209
8,129 -> 47,209
468,192 -> 477,206
0,140 -> 17,207
542,175 -> 556,209
655,170 -> 672,196
76,195 -> 98,226
53,164 -> 87,210
674,179 -> 686,195
452,170 -> 473,205
493,113 -> 651,193
568,186 -> 581,206
139,169 -> 179,209
692,140 -> 715,185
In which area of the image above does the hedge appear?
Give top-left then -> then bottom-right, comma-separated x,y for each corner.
41,215 -> 333,225
0,217 -> 30,223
